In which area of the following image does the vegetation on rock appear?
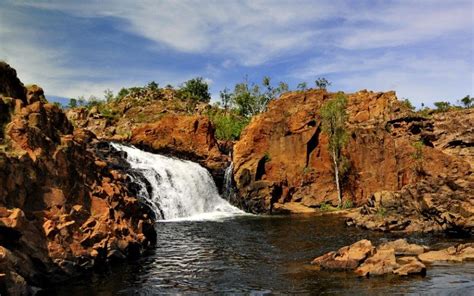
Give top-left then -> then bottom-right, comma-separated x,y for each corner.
320,92 -> 349,207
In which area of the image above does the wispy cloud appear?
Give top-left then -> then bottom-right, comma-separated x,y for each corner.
1,0 -> 472,103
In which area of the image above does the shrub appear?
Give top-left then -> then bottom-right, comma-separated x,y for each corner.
411,140 -> 424,160
342,199 -> 353,209
209,112 -> 249,141
433,101 -> 451,112
376,207 -> 387,217
116,88 -> 130,101
179,77 -> 211,103
315,77 -> 331,90
460,95 -> 473,108
400,98 -> 415,111
68,98 -> 77,109
263,151 -> 271,162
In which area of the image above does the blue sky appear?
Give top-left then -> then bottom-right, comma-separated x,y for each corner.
0,0 -> 472,107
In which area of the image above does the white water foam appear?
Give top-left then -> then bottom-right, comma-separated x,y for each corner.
112,143 -> 245,222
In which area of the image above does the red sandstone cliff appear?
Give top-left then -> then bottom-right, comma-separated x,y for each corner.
0,62 -> 156,294
232,89 -> 473,234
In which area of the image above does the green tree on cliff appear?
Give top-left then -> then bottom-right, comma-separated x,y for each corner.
180,77 -> 211,103
320,92 -> 348,207
434,101 -> 451,112
460,95 -> 473,108
68,98 -> 77,109
297,82 -> 307,91
219,87 -> 232,113
315,77 -> 331,90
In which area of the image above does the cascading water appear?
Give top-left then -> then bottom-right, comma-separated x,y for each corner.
112,143 -> 244,221
223,162 -> 234,200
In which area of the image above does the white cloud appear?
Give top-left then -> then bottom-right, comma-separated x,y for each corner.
1,0 -> 472,100
8,0 -> 335,65
14,0 -> 471,63
291,52 -> 472,105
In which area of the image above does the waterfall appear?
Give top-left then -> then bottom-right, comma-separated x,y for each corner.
223,162 -> 234,200
112,143 -> 244,221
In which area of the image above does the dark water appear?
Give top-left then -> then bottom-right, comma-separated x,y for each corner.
54,215 -> 474,295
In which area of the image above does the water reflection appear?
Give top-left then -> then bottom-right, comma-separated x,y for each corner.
53,215 -> 474,295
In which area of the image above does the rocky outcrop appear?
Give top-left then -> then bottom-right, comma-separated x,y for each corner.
312,239 -> 474,278
65,89 -> 230,188
426,109 -> 474,169
311,239 -> 434,277
0,63 -> 156,294
346,174 -> 474,233
231,88 -> 473,236
0,62 -> 26,103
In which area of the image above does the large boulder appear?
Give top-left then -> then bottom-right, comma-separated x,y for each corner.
311,239 -> 374,270
312,239 -> 431,278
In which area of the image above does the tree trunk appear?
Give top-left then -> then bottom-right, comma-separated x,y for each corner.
332,148 -> 342,207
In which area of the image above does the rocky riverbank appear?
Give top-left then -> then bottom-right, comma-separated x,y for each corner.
0,62 -> 156,294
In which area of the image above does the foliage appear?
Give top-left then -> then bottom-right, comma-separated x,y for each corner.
297,82 -> 307,91
104,89 -> 114,103
219,87 -> 232,111
68,98 -> 77,109
84,96 -> 102,109
147,81 -> 159,91
263,151 -> 271,162
231,76 -> 288,117
208,111 -> 250,141
319,202 -> 340,212
401,98 -> 415,111
342,199 -> 353,209
321,93 -> 349,157
411,140 -> 424,160
411,140 -> 425,175
116,88 -> 130,101
179,77 -> 211,103
433,101 -> 451,112
99,107 -> 119,121
376,207 -> 387,217
315,77 -> 331,90
460,95 -> 473,108
320,92 -> 349,206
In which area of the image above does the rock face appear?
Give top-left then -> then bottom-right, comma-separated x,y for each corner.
0,63 -> 156,294
0,62 -> 26,103
232,89 -> 472,215
312,239 -> 432,277
346,173 -> 474,233
233,90 -> 404,213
